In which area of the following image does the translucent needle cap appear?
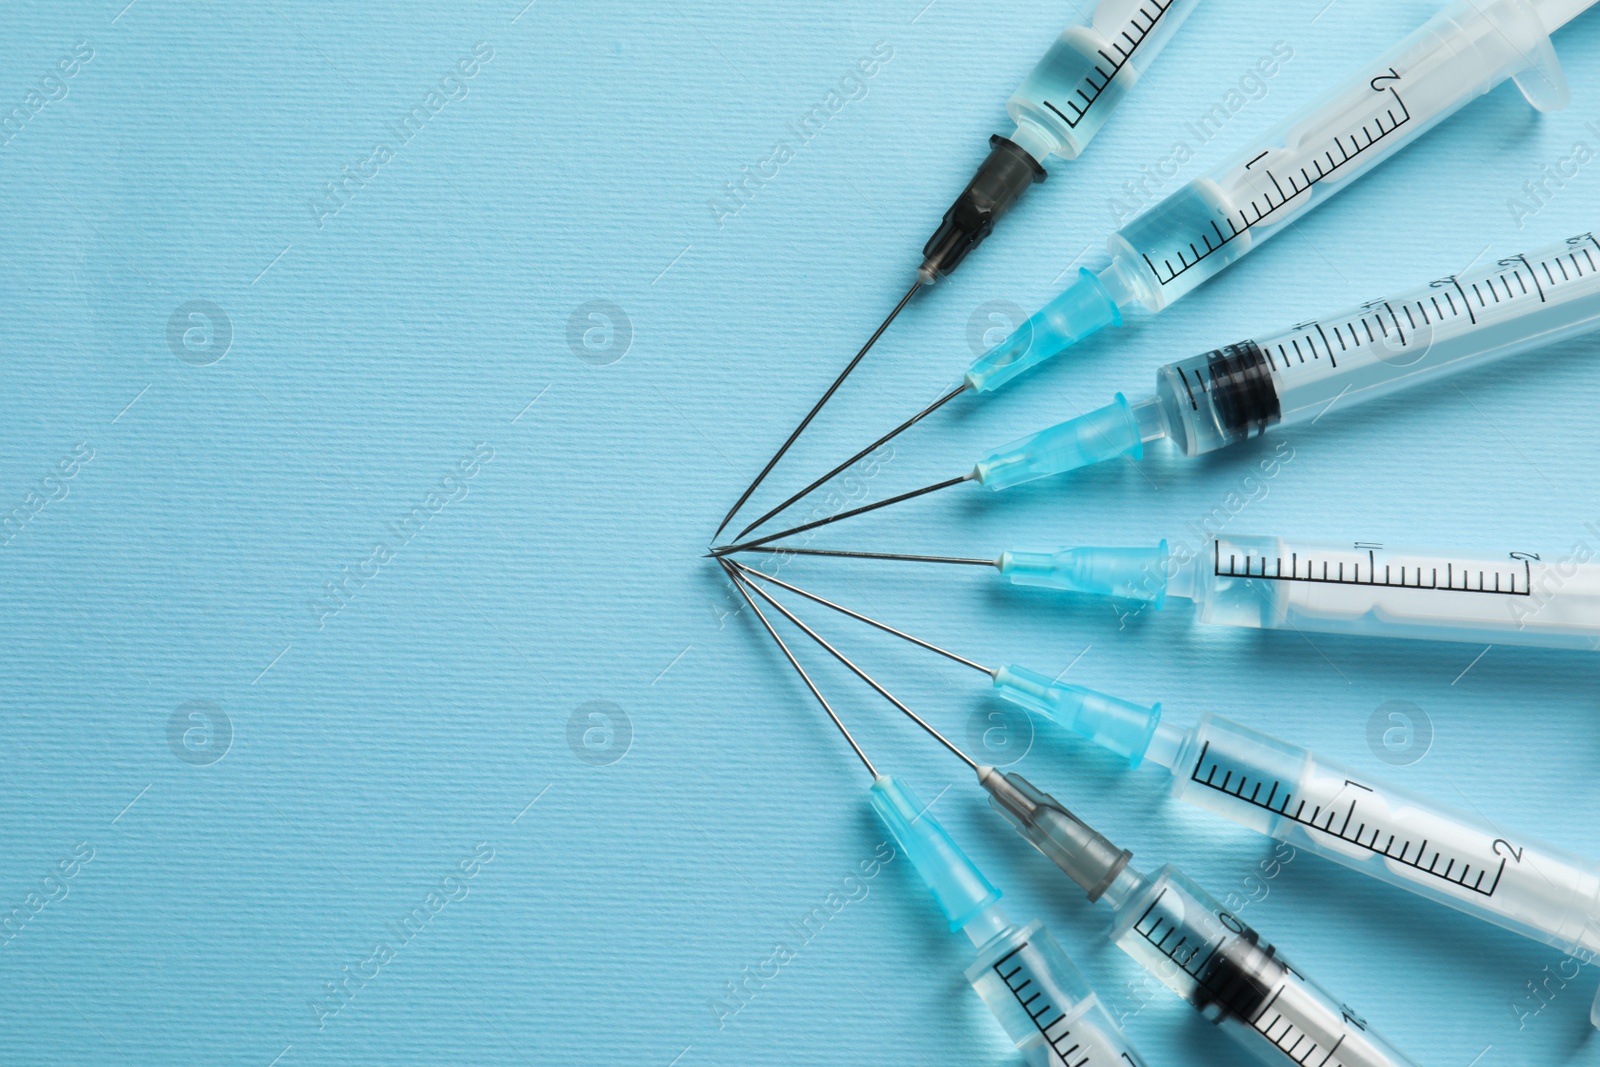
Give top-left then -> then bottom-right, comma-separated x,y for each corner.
972,394 -> 1144,490
990,665 -> 1162,766
998,542 -> 1169,606
979,768 -> 1131,902
870,775 -> 1000,932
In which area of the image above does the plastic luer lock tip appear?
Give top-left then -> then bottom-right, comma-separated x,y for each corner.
972,394 -> 1143,490
964,270 -> 1121,394
998,541 -> 1169,606
870,775 -> 1000,932
990,664 -> 1161,766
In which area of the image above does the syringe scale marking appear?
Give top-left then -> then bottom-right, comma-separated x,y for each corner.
1188,743 -> 1508,897
1136,890 -> 1376,1065
1253,991 -> 1351,1067
1132,891 -> 1221,976
1170,242 -> 1569,394
991,943 -> 1109,1066
1259,242 -> 1596,373
1133,890 -> 1351,1065
1214,541 -> 1531,596
1145,79 -> 1410,289
1045,0 -> 1177,128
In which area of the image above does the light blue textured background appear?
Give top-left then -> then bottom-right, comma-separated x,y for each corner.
2,1 -> 1599,1064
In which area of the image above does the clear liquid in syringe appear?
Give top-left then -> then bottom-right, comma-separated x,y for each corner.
1009,0 -> 1198,160
1112,866 -> 1418,1066
1196,533 -> 1600,650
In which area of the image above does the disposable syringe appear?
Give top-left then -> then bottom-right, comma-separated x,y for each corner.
721,562 -> 1153,1067
967,0 -> 1594,394
873,776 -> 1154,1067
731,562 -> 1600,1028
728,563 -> 1423,1067
716,0 -> 1203,538
715,233 -> 1600,553
727,0 -> 1597,543
921,0 -> 1203,281
988,774 -> 1425,1067
736,530 -> 1600,652
993,670 -> 1600,972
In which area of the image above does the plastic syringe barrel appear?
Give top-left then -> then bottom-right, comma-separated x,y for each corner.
1533,0 -> 1596,30
964,919 -> 1153,1067
1109,0 -> 1577,313
1107,863 -> 1424,1066
1196,531 -> 1600,651
1162,713 -> 1600,961
1005,0 -> 1204,162
971,232 -> 1600,488
1155,232 -> 1600,457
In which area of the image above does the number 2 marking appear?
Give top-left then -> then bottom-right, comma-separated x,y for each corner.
1493,839 -> 1524,863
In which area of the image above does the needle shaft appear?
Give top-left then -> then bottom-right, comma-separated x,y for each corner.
731,561 -> 992,676
713,277 -> 926,539
712,472 -> 973,555
732,384 -> 968,541
733,567 -> 980,771
732,545 -> 995,568
720,560 -> 877,777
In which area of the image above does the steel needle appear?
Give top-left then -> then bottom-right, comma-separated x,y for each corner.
729,560 -> 992,676
729,546 -> 994,567
730,383 -> 967,542
729,561 -> 979,770
712,472 -> 973,556
713,276 -> 926,539
719,559 -> 877,776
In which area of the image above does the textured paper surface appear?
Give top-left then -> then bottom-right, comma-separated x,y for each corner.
2,1 -> 1599,1064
